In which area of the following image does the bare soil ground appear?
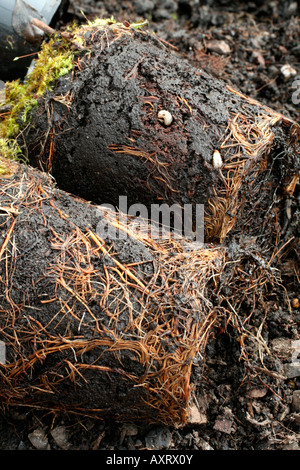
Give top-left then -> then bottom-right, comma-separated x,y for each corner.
0,0 -> 299,452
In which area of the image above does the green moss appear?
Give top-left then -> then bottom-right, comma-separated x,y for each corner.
73,15 -> 149,46
0,36 -> 74,160
0,17 -> 149,163
0,137 -> 22,162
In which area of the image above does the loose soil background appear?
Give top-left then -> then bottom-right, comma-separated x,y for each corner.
0,0 -> 299,451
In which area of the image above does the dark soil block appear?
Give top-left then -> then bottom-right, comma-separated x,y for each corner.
0,156 -> 225,425
23,22 -> 299,247
0,17 -> 299,435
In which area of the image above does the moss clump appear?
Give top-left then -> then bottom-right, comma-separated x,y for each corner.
72,15 -> 149,47
0,17 -> 149,163
0,36 -> 74,160
0,138 -> 23,161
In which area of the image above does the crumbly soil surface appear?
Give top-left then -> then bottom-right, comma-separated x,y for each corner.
0,0 -> 299,451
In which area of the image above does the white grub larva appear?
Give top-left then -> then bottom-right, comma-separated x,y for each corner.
212,150 -> 223,169
157,110 -> 173,126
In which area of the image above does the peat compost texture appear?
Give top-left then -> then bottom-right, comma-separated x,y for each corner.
0,21 -> 299,426
0,156 -> 226,425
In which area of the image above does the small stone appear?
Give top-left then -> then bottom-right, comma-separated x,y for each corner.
292,298 -> 300,309
280,64 -> 297,80
212,149 -> 223,169
134,0 -> 155,15
145,426 -> 172,449
206,40 -> 231,55
292,390 -> 300,412
271,337 -> 291,354
213,417 -> 233,434
246,387 -> 268,398
154,8 -> 172,20
197,438 -> 214,450
28,428 -> 50,450
287,2 -> 298,15
50,425 -> 71,450
123,424 -> 138,436
187,403 -> 207,424
291,339 -> 300,362
119,424 -> 139,445
283,363 -> 300,378
213,407 -> 235,434
271,337 -> 292,361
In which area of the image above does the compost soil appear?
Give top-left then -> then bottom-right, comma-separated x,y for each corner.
0,0 -> 299,451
